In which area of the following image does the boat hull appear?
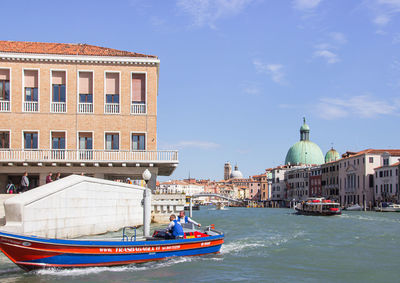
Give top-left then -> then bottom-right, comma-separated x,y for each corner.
0,231 -> 223,271
295,208 -> 341,216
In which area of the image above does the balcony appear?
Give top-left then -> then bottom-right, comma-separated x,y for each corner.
51,102 -> 66,113
105,103 -> 119,114
0,149 -> 178,165
23,101 -> 38,112
78,103 -> 93,113
0,101 -> 10,112
131,102 -> 146,114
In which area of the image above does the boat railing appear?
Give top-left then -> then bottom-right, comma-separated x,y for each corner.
122,226 -> 137,242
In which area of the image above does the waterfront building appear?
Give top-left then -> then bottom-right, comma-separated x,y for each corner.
338,149 -> 400,207
373,152 -> 400,203
0,40 -> 178,191
309,165 -> 322,197
285,118 -> 324,166
270,165 -> 292,206
285,166 -> 311,202
158,180 -> 204,196
320,160 -> 340,201
253,172 -> 269,201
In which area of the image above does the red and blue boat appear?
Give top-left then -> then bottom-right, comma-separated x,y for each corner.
0,225 -> 224,271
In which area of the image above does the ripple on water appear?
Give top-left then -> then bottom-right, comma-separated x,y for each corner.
221,230 -> 305,255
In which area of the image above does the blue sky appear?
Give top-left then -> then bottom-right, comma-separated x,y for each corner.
3,0 -> 400,180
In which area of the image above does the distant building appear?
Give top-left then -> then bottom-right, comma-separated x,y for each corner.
158,180 -> 204,196
285,118 -> 324,166
373,152 -> 400,203
224,162 -> 232,180
339,149 -> 400,206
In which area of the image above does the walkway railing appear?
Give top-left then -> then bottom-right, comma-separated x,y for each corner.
51,102 -> 66,113
23,101 -> 38,112
0,101 -> 10,112
0,149 -> 179,163
131,102 -> 146,114
78,103 -> 93,113
105,103 -> 119,114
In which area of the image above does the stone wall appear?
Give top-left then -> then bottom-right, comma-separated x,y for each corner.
151,194 -> 185,223
1,175 -> 145,238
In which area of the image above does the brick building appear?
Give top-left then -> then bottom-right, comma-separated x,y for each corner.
0,41 -> 178,191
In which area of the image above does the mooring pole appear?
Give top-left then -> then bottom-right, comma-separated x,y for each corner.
189,197 -> 193,218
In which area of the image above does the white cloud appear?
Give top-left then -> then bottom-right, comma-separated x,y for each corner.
367,0 -> 400,26
329,32 -> 347,45
313,50 -> 339,64
176,140 -> 220,149
253,60 -> 286,84
242,81 -> 261,95
176,0 -> 253,28
317,95 -> 398,119
293,0 -> 322,11
374,14 -> 391,25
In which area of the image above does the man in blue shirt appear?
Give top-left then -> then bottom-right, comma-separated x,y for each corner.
166,214 -> 184,239
177,211 -> 201,227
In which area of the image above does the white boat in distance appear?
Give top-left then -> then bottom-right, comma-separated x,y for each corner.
345,204 -> 363,211
374,202 -> 400,212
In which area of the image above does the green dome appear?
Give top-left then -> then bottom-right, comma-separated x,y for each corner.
285,118 -> 324,165
325,148 -> 340,163
285,140 -> 325,165
300,123 -> 310,132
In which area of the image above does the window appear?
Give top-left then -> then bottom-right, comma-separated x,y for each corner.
369,157 -> 374,163
52,132 -> 65,159
79,132 -> 93,160
0,131 -> 10,148
131,73 -> 146,114
78,72 -> 93,113
132,134 -> 145,150
0,70 -> 10,101
383,159 -> 389,166
105,73 -> 119,103
24,132 -> 38,149
24,70 -> 38,102
52,71 -> 66,102
105,133 -> 119,150
52,133 -> 65,149
25,87 -> 38,102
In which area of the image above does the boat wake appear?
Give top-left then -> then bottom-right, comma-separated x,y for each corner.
340,214 -> 400,224
221,231 -> 305,255
35,255 -> 222,276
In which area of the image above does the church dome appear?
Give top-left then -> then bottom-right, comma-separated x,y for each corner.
285,118 -> 324,165
325,148 -> 340,163
230,165 -> 243,179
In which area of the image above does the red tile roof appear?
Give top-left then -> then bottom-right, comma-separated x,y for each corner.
0,40 -> 157,58
342,149 -> 400,159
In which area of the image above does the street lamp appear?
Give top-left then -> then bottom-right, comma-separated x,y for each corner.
142,169 -> 151,237
142,169 -> 151,185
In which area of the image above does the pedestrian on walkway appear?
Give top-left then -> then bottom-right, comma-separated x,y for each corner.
46,172 -> 53,184
20,172 -> 29,192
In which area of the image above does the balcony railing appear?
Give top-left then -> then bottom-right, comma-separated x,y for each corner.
131,102 -> 146,114
0,149 -> 179,163
0,101 -> 10,112
51,102 -> 66,113
105,103 -> 119,114
23,101 -> 38,112
78,103 -> 93,113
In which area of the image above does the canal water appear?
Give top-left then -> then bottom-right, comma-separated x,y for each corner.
1,207 -> 400,282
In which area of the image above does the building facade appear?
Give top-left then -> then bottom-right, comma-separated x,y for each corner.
0,41 -> 178,191
373,152 -> 400,203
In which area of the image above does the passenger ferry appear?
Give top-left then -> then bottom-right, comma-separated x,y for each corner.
294,198 -> 341,216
